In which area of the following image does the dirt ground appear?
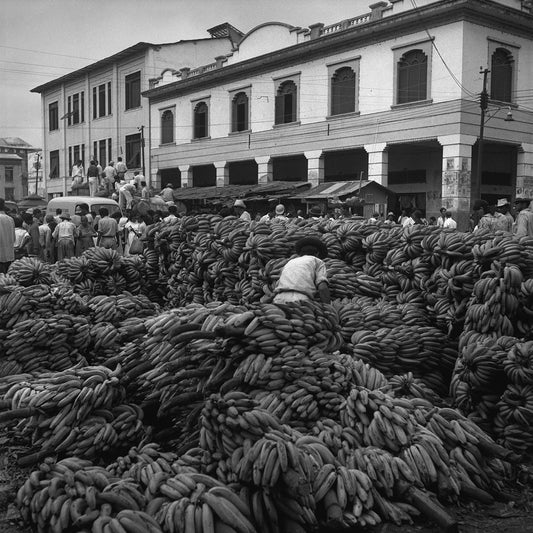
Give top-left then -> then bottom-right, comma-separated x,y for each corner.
1,442 -> 533,533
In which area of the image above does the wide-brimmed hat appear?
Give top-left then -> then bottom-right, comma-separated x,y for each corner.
234,199 -> 246,209
497,198 -> 510,207
60,213 -> 71,220
308,206 -> 322,217
275,204 -> 285,215
295,236 -> 328,259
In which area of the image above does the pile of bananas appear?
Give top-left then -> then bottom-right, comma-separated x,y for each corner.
0,365 -> 145,464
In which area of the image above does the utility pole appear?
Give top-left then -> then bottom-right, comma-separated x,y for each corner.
473,68 -> 489,203
138,125 -> 146,177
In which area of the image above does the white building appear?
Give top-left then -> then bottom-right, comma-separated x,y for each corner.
144,0 -> 533,228
31,24 -> 242,198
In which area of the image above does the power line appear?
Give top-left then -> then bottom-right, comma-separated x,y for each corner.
0,44 -> 98,61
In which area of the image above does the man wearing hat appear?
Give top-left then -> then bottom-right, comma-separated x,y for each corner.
273,236 -> 330,304
308,206 -> 322,220
233,199 -> 251,222
52,212 -> 76,260
514,197 -> 533,237
160,183 -> 175,203
383,212 -> 396,225
496,198 -> 514,232
272,204 -> 288,224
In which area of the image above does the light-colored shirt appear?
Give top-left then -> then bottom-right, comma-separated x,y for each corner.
443,218 -> 457,229
514,209 -> 533,238
115,161 -> 127,175
160,187 -> 174,202
71,165 -> 84,181
437,216 -> 446,227
141,186 -> 150,200
275,255 -> 328,299
477,212 -> 510,232
38,224 -> 51,248
239,211 -> 252,223
259,214 -> 271,223
0,212 -> 15,262
97,216 -> 118,237
14,227 -> 30,249
163,214 -> 178,223
402,217 -> 415,227
52,220 -> 76,242
103,165 -> 116,180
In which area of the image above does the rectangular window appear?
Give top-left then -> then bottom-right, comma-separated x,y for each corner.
107,82 -> 112,115
99,140 -> 107,167
68,144 -> 85,172
49,102 -> 59,131
125,133 -> 141,168
125,71 -> 141,110
93,141 -> 97,160
98,84 -> 106,118
68,146 -> 73,171
49,150 -> 59,179
107,139 -> 112,162
92,87 -> 97,119
67,91 -> 84,125
5,167 -> 13,183
73,145 -> 80,165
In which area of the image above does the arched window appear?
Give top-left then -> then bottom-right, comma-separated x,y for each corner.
275,81 -> 297,124
331,67 -> 356,115
193,102 -> 208,139
161,110 -> 174,144
232,92 -> 249,132
397,50 -> 427,104
491,48 -> 513,103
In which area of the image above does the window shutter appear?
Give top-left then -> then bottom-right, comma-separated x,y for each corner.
275,94 -> 284,124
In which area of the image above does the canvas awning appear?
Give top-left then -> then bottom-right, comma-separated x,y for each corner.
289,180 -> 394,201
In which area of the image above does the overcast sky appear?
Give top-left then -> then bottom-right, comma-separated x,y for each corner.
0,0 -> 371,148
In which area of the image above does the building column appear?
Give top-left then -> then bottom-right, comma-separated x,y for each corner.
151,168 -> 160,191
255,156 -> 272,184
304,150 -> 324,187
214,160 -> 229,187
438,134 -> 477,231
364,143 -> 388,186
516,143 -> 533,200
179,165 -> 192,188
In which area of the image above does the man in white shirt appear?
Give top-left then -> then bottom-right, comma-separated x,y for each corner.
436,207 -> 447,227
273,237 -> 330,304
71,159 -> 84,186
160,183 -> 175,203
115,157 -> 127,181
38,216 -> 53,262
52,213 -> 76,260
272,204 -> 289,223
163,205 -> 179,223
103,162 -> 116,195
233,199 -> 251,222
442,211 -> 457,230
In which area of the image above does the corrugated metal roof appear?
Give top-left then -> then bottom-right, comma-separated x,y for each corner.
0,137 -> 35,149
173,181 -> 311,201
0,153 -> 22,161
290,180 -> 394,200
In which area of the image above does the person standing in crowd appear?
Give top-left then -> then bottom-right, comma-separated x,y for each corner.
115,156 -> 127,182
160,183 -> 175,203
436,207 -> 447,227
71,203 -> 93,227
87,160 -> 100,197
13,216 -> 31,260
140,181 -> 150,200
133,170 -> 144,189
443,211 -> 457,229
0,198 -> 15,273
52,213 -> 76,260
233,199 -> 251,222
514,197 -> 533,237
384,212 -> 396,225
96,208 -> 119,249
119,182 -> 135,210
497,198 -> 514,232
368,212 -> 380,223
71,159 -> 84,186
476,199 -> 509,232
308,206 -> 322,220
428,216 -> 437,226
398,208 -> 410,225
54,208 -> 63,224
103,161 -> 116,195
272,204 -> 289,223
163,205 -> 179,223
471,199 -> 488,231
38,215 -> 53,262
75,215 -> 96,256
273,236 -> 330,304
124,213 -> 146,255
402,210 -> 415,227
22,211 -> 40,257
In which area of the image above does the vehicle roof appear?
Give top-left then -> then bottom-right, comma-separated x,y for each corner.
47,196 -> 119,204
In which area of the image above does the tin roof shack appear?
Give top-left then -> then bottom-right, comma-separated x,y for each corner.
291,180 -> 395,218
173,181 -> 310,216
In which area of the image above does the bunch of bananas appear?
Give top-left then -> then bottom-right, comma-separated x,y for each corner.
7,256 -> 57,286
0,365 -> 145,464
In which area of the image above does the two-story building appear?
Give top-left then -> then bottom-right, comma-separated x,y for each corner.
144,0 -> 533,228
0,137 -> 40,201
31,24 -> 242,198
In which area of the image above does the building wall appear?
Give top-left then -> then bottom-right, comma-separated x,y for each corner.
0,161 -> 23,201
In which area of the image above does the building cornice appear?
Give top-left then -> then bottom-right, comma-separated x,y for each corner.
144,0 -> 533,103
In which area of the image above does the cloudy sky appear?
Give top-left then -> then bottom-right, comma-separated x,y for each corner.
0,0 -> 370,148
